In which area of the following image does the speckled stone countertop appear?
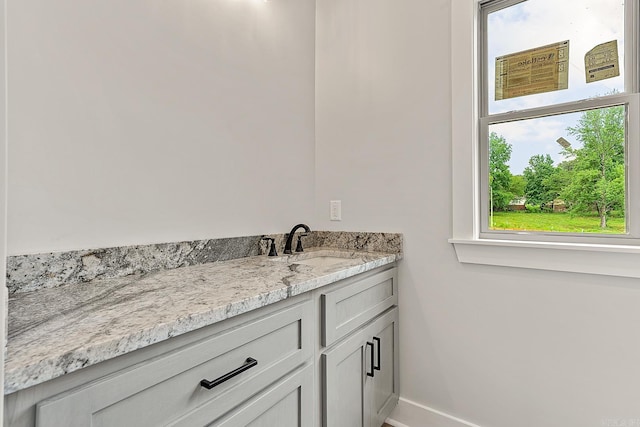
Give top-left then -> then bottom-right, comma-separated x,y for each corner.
6,248 -> 400,394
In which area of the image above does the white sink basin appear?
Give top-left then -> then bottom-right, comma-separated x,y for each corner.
292,256 -> 364,268
268,250 -> 368,268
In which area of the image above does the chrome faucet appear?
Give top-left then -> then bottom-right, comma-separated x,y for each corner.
284,224 -> 311,254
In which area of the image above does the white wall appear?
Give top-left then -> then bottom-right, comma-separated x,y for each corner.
7,0 -> 316,254
8,0 -> 640,425
1,0 -> 7,420
316,1 -> 640,427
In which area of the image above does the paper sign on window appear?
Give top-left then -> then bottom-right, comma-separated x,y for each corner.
495,40 -> 569,101
585,40 -> 620,83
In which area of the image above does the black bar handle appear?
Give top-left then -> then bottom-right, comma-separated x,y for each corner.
366,342 -> 375,377
373,336 -> 381,371
200,357 -> 258,390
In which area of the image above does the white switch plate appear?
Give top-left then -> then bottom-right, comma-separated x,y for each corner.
330,200 -> 342,221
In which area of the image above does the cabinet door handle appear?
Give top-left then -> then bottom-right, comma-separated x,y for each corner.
200,357 -> 258,389
373,336 -> 381,371
366,342 -> 375,377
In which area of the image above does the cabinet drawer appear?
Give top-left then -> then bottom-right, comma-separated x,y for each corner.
321,268 -> 397,347
36,299 -> 313,427
170,363 -> 314,426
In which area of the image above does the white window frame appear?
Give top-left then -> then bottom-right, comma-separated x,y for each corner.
449,0 -> 640,279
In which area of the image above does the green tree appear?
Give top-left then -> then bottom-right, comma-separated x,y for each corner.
544,160 -> 573,209
489,132 -> 513,211
523,154 -> 558,210
509,175 -> 526,200
563,105 -> 625,228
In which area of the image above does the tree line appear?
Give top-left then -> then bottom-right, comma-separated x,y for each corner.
489,105 -> 625,228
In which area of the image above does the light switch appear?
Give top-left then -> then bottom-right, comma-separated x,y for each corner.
330,200 -> 342,221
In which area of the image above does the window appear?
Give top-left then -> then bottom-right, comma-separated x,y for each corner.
481,0 -> 639,243
450,0 -> 640,278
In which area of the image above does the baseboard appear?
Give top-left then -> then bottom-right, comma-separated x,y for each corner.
385,397 -> 482,427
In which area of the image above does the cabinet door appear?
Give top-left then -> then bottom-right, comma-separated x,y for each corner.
322,327 -> 370,427
367,308 -> 399,427
322,307 -> 399,427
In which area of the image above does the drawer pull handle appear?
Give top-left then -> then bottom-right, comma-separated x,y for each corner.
366,342 -> 375,377
373,336 -> 381,371
200,357 -> 258,390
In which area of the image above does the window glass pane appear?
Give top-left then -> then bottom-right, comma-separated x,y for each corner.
487,0 -> 625,114
488,105 -> 627,234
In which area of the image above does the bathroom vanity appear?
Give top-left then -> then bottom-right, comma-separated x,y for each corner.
4,235 -> 401,427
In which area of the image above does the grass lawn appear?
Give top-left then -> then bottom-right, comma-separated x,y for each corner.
490,211 -> 626,234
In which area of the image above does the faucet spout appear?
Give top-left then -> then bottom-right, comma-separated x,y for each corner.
284,223 -> 311,254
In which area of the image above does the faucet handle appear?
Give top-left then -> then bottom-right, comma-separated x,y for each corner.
295,234 -> 309,253
284,224 -> 311,254
261,237 -> 278,257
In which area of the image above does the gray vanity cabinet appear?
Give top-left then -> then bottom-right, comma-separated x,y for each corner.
6,264 -> 399,427
320,267 -> 399,427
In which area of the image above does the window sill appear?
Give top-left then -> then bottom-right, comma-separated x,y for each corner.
449,238 -> 640,278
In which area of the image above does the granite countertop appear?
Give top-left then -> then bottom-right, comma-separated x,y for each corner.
6,248 -> 400,394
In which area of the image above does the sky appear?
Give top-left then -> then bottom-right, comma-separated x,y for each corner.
486,0 -> 626,174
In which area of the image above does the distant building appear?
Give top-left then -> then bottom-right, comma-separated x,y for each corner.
508,197 -> 526,211
552,199 -> 567,212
